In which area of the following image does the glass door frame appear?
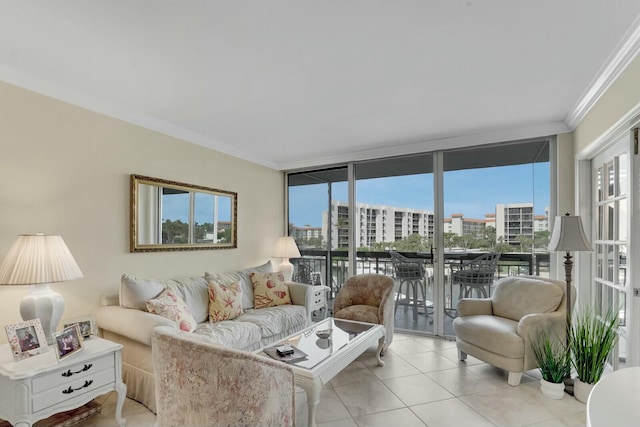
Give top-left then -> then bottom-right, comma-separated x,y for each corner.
287,138 -> 554,338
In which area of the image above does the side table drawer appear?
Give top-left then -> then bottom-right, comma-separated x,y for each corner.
33,367 -> 115,413
32,353 -> 113,394
311,287 -> 326,310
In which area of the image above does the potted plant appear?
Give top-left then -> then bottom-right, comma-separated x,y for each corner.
569,308 -> 620,403
532,331 -> 570,399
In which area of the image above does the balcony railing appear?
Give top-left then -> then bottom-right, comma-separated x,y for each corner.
294,250 -> 550,298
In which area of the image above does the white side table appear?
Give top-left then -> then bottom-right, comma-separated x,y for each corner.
0,336 -> 126,427
587,367 -> 640,427
309,285 -> 329,321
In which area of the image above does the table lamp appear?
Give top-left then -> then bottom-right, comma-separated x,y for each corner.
0,234 -> 83,342
548,213 -> 593,329
272,236 -> 301,282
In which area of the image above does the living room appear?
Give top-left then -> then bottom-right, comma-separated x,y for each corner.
1,2 -> 640,427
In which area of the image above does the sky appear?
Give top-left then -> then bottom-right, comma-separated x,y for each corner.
162,192 -> 232,223
289,163 -> 550,228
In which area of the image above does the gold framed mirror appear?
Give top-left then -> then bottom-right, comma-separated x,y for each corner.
130,174 -> 237,252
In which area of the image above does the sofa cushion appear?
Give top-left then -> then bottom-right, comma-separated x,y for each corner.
205,261 -> 273,310
234,305 -> 307,341
334,305 -> 379,324
491,277 -> 564,322
146,289 -> 197,333
250,271 -> 292,309
208,280 -> 243,322
120,274 -> 210,323
120,274 -> 165,311
194,320 -> 263,351
453,314 -> 524,359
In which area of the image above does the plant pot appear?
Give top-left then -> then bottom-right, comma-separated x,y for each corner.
573,378 -> 594,403
540,378 -> 565,399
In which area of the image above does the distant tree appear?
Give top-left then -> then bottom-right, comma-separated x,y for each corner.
162,219 -> 188,243
534,230 -> 551,250
515,234 -> 534,252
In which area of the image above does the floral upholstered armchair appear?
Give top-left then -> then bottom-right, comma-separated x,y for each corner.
333,273 -> 394,354
151,326 -> 295,427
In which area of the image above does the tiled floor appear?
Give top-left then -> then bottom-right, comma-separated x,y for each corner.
78,333 -> 586,427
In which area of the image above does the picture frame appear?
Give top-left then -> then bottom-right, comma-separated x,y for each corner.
5,319 -> 49,361
53,324 -> 84,361
63,314 -> 97,339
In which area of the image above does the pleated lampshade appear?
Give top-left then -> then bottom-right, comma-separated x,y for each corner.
0,234 -> 83,342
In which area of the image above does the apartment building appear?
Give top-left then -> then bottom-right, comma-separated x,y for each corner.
322,202 -> 548,249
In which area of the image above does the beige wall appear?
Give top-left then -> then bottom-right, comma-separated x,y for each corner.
574,54 -> 640,152
0,82 -> 284,341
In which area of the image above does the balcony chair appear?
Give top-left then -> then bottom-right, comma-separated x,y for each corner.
453,275 -> 573,386
450,252 -> 500,299
390,251 -> 432,322
152,326 -> 295,427
333,273 -> 394,354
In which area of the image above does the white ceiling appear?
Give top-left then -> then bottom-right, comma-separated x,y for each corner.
1,2 -> 640,170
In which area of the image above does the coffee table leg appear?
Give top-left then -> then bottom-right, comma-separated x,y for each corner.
301,377 -> 322,427
376,339 -> 386,366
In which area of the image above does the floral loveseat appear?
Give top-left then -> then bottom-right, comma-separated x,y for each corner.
95,261 -> 314,413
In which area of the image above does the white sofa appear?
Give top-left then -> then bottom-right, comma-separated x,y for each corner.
95,262 -> 314,413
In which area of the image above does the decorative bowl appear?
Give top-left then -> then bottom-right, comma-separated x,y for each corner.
315,329 -> 332,339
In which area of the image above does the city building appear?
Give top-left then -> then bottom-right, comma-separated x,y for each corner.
321,202 -> 548,249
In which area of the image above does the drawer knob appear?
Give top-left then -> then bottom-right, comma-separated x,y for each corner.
61,363 -> 93,377
62,380 -> 94,394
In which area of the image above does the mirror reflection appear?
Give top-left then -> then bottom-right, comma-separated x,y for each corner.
131,175 -> 237,252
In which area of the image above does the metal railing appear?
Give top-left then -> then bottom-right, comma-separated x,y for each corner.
294,250 -> 550,298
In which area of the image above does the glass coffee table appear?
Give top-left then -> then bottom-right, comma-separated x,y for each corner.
257,317 -> 385,427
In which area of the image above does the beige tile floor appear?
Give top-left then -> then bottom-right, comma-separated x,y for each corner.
77,333 -> 586,427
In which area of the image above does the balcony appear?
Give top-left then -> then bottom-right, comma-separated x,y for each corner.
293,250 -> 550,336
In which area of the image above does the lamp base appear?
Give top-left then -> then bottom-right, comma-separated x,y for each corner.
278,259 -> 294,282
20,283 -> 64,344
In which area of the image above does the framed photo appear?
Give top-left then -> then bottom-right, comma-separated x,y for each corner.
5,319 -> 49,361
63,315 -> 96,339
53,324 -> 84,361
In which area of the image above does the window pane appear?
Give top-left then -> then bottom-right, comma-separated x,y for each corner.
161,188 -> 189,244
618,199 -> 627,241
596,167 -> 603,202
607,202 -> 615,240
618,153 -> 627,196
607,160 -> 615,199
618,245 -> 627,286
194,192 -> 215,243
607,245 -> 614,282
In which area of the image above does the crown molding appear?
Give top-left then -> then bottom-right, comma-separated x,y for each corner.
565,16 -> 640,130
0,66 -> 278,170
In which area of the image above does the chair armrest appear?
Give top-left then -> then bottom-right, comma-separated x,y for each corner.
95,305 -> 176,346
456,298 -> 493,317
286,281 -> 310,307
517,311 -> 566,341
517,311 -> 567,370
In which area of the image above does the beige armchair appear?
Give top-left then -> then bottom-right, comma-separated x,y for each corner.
453,275 -> 574,386
333,273 -> 394,354
152,326 -> 295,427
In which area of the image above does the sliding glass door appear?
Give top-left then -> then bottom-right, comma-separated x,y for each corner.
354,154 -> 435,334
287,138 -> 551,337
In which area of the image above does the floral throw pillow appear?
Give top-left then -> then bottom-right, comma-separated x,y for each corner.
250,271 -> 292,309
146,289 -> 197,332
208,280 -> 243,322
